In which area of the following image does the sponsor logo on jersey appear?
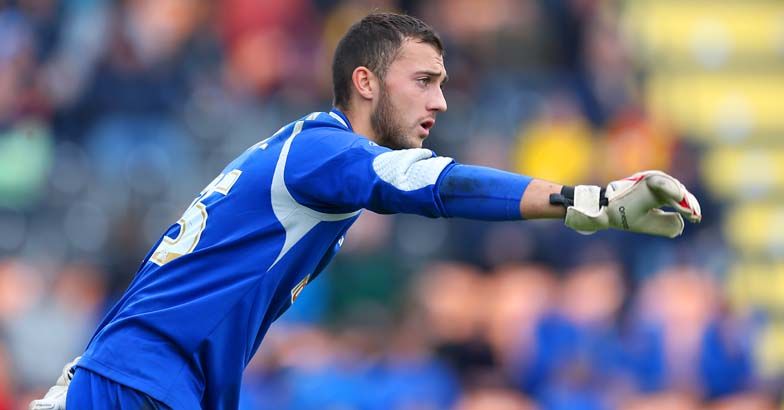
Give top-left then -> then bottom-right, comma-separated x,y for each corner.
291,274 -> 311,304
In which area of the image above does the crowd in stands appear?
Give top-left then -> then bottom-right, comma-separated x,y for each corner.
0,0 -> 777,408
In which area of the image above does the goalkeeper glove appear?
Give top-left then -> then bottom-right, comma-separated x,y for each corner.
551,170 -> 701,238
29,356 -> 80,410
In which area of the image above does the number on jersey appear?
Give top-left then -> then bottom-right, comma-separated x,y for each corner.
150,170 -> 242,266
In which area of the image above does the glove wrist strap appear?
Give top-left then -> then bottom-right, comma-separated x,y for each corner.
549,185 -> 608,209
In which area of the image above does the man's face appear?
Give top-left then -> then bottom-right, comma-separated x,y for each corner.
371,39 -> 448,150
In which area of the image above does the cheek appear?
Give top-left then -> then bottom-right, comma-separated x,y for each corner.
384,82 -> 423,126
385,92 -> 409,117
398,89 -> 425,118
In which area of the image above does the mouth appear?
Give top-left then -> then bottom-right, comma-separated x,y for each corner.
419,119 -> 435,137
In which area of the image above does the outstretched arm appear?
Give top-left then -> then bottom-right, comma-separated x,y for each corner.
438,165 -> 701,237
286,130 -> 700,237
435,164 -> 568,220
519,179 -> 565,219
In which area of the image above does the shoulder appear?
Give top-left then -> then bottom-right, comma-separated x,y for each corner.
293,115 -> 388,158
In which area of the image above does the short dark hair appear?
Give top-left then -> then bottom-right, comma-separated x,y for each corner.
332,12 -> 444,110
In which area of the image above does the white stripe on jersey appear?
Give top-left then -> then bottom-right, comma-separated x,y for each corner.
328,112 -> 348,128
268,119 -> 360,270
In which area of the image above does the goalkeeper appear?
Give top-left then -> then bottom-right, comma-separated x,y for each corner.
31,12 -> 701,410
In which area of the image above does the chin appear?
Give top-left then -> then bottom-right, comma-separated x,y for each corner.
387,132 -> 424,150
408,138 -> 425,149
412,133 -> 428,148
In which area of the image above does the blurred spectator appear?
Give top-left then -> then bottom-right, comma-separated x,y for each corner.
421,0 -> 557,74
0,8 -> 39,122
318,0 -> 399,99
0,120 -> 52,209
241,321 -> 458,410
327,211 -> 406,324
581,4 -> 635,125
455,386 -> 538,410
414,262 -> 497,383
0,9 -> 53,209
0,343 -> 11,410
1,1 -> 779,408
40,0 -> 110,112
519,262 -> 629,410
219,0 -> 321,102
5,261 -> 105,390
620,392 -> 701,410
626,267 -> 755,399
707,393 -> 778,410
511,91 -> 597,186
71,0 -> 206,126
485,264 -> 557,381
0,259 -> 44,323
367,318 -> 460,410
600,108 -> 676,182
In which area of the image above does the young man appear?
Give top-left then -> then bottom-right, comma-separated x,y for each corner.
31,12 -> 700,410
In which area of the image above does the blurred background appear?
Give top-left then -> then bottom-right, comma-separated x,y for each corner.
0,0 -> 782,409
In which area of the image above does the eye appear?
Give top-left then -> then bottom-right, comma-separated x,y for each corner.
416,77 -> 431,87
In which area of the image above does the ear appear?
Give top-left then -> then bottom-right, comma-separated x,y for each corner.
351,66 -> 377,102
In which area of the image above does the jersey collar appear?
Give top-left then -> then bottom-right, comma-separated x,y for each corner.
330,108 -> 353,131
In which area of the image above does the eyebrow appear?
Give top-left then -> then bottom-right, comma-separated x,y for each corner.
416,70 -> 449,85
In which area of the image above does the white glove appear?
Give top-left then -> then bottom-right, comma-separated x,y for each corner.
29,356 -> 80,410
564,170 -> 702,238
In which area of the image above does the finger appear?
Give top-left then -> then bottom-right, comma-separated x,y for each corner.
645,173 -> 681,202
646,174 -> 702,224
671,183 -> 702,223
565,206 -> 606,235
633,209 -> 685,238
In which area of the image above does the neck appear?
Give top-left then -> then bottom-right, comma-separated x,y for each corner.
341,104 -> 380,145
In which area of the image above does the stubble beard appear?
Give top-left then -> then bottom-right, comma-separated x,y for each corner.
370,85 -> 413,150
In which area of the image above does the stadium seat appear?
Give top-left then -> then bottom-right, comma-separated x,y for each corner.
724,203 -> 784,257
726,262 -> 784,311
646,73 -> 784,143
623,0 -> 784,69
702,147 -> 784,199
726,261 -> 784,377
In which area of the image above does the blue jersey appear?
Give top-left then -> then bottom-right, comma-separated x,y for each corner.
77,109 -> 457,409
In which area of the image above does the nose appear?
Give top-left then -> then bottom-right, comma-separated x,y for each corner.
428,87 -> 447,113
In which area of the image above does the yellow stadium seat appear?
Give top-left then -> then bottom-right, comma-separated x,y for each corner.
702,147 -> 784,198
754,320 -> 784,378
626,0 -> 784,381
726,262 -> 784,312
726,261 -> 784,376
647,72 -> 784,141
623,0 -> 784,69
724,203 -> 784,257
